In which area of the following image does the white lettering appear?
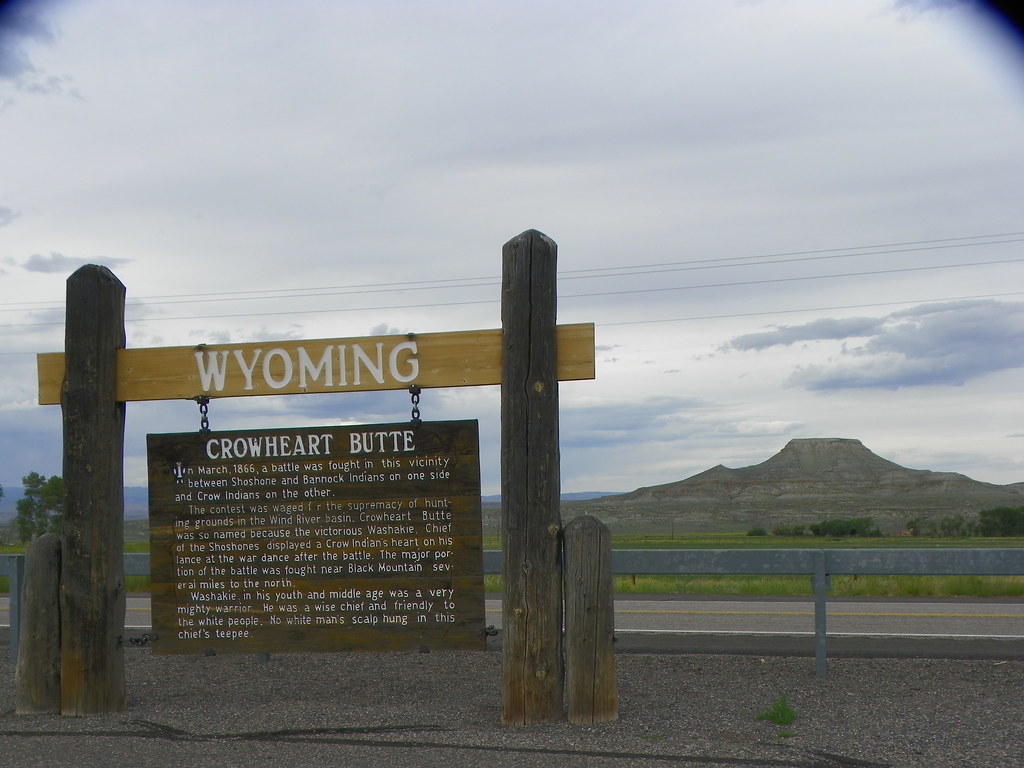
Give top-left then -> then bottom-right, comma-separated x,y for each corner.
352,343 -> 384,386
298,346 -> 333,388
336,344 -> 348,386
349,430 -> 416,454
389,340 -> 419,383
263,348 -> 293,389
206,434 -> 335,459
191,339 -> 420,394
233,349 -> 262,391
194,350 -> 228,391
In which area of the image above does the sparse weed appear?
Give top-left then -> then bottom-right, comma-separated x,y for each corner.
757,694 -> 797,727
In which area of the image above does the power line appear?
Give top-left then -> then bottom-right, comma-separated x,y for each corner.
4,289 -> 1024,354
3,242 -> 1024,332
598,291 -> 1024,327
126,235 -> 1024,309
7,252 -> 1022,329
561,257 -> 1024,301
1,231 -> 1021,312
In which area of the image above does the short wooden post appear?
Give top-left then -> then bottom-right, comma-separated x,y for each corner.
6,554 -> 25,662
60,265 -> 127,715
16,533 -> 62,714
500,230 -> 564,724
564,515 -> 617,724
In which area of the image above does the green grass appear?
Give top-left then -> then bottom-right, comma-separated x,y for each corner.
607,533 -> 1024,549
6,536 -> 1024,597
483,533 -> 1024,550
482,573 -> 1024,597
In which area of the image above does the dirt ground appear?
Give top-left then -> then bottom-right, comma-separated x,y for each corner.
1,641 -> 1021,768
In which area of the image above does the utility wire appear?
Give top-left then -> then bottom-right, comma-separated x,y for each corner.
599,291 -> 1024,327
4,289 -> 1024,355
4,252 -> 1023,328
1,231 -> 1021,312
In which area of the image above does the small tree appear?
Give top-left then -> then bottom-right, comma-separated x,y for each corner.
14,472 -> 64,542
810,516 -> 881,537
978,506 -> 1024,537
939,514 -> 966,538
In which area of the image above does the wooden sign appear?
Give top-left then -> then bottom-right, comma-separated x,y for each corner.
147,420 -> 484,654
38,323 -> 595,404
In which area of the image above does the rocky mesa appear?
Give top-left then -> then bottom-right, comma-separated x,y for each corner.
572,437 -> 1024,533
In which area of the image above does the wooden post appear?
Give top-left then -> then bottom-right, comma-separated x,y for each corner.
6,554 -> 24,662
500,229 -> 564,724
16,533 -> 62,714
564,515 -> 617,724
60,265 -> 127,715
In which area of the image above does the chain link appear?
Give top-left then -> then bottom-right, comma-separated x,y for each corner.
195,396 -> 211,433
409,385 -> 421,427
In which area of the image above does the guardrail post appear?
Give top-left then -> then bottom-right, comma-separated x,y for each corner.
813,551 -> 829,677
7,554 -> 25,663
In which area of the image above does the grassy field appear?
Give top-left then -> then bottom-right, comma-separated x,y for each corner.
482,533 -> 1024,550
485,533 -> 1024,596
4,535 -> 1023,597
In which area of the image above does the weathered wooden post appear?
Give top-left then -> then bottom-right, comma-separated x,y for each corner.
564,515 -> 617,724
60,265 -> 127,714
6,553 -> 24,662
15,533 -> 63,714
500,229 -> 564,724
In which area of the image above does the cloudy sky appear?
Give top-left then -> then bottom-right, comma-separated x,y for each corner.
2,0 -> 1023,498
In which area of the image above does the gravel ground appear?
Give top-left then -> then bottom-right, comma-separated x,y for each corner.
1,644 -> 1021,768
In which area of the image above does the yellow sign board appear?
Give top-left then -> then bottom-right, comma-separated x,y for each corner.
37,323 -> 595,404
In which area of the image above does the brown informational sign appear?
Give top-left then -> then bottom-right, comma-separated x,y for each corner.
147,420 -> 483,655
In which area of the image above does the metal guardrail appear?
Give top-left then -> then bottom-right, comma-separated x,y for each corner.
5,549 -> 1023,675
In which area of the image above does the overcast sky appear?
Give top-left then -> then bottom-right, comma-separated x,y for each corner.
2,0 -> 1024,497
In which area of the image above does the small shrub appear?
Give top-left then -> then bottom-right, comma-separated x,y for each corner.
757,694 -> 797,726
746,527 -> 768,537
810,517 -> 881,537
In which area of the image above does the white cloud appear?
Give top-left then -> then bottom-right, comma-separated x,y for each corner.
722,300 -> 1024,390
3,0 -> 1024,497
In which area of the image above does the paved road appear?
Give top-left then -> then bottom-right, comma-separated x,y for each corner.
4,594 -> 1023,640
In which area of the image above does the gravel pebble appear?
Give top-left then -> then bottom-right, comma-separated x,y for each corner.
2,645 -> 1021,767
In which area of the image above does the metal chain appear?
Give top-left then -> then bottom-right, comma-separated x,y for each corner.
196,396 -> 211,433
409,385 -> 422,427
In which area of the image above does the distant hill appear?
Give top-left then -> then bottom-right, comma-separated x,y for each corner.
569,438 -> 1024,533
6,439 -> 1023,536
0,487 -> 151,522
1,489 -> 618,524
481,492 -> 620,504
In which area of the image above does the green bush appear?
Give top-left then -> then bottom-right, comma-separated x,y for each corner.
809,517 -> 881,537
978,507 -> 1024,537
746,527 -> 768,537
